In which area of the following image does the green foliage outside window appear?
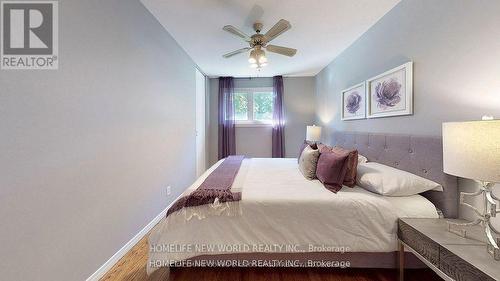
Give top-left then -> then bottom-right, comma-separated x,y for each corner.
232,91 -> 273,122
234,92 -> 248,121
253,93 -> 274,121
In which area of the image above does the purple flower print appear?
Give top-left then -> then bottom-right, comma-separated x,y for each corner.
346,92 -> 362,114
375,78 -> 402,109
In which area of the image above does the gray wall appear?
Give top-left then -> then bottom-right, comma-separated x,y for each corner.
315,0 -> 500,227
208,77 -> 315,165
0,0 -> 199,280
316,0 -> 500,141
284,77 -> 317,158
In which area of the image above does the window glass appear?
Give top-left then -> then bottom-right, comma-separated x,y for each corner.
234,92 -> 248,121
253,92 -> 274,121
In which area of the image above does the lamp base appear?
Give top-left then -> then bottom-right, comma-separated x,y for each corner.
447,181 -> 500,261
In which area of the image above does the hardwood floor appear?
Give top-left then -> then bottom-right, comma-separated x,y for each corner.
100,235 -> 442,281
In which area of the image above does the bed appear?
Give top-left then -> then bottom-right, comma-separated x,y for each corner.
147,132 -> 458,275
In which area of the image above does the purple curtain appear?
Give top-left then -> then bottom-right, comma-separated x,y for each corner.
272,76 -> 285,158
218,77 -> 236,159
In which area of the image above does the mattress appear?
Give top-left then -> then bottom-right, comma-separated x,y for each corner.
148,158 -> 438,273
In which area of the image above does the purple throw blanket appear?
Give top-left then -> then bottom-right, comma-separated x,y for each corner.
167,155 -> 245,217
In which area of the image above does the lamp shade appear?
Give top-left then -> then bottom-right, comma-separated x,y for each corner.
306,125 -> 322,142
443,120 -> 500,182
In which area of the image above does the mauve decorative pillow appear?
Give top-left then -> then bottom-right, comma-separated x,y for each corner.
298,140 -> 318,163
315,151 -> 350,193
331,146 -> 358,187
318,144 -> 359,187
317,143 -> 329,153
298,145 -> 320,180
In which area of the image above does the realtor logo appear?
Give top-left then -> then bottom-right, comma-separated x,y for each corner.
1,1 -> 58,69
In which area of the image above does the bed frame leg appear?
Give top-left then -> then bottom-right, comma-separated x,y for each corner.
399,240 -> 405,281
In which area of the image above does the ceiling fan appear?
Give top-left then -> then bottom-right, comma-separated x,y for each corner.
222,19 -> 297,68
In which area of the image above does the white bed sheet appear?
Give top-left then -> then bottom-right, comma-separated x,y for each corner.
148,158 -> 438,273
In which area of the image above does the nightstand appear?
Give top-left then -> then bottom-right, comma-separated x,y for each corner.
398,218 -> 500,281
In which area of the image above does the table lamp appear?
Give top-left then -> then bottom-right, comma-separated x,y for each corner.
443,120 -> 500,260
306,125 -> 322,143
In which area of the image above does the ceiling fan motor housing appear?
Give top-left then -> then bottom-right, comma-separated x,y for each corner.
250,34 -> 266,48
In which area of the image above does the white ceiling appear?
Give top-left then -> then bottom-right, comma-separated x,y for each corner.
141,0 -> 400,77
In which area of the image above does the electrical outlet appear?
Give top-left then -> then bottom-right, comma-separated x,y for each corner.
166,186 -> 171,196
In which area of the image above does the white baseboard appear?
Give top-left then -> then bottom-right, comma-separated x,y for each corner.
86,194 -> 182,281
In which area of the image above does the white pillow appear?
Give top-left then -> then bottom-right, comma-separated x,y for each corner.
356,162 -> 443,196
358,154 -> 368,164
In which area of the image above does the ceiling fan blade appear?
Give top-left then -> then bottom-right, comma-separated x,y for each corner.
266,45 -> 297,57
223,25 -> 251,42
223,47 -> 251,58
264,19 -> 291,43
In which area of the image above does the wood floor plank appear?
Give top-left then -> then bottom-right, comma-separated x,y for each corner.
283,268 -> 315,281
216,267 -> 242,281
307,269 -> 323,281
100,232 -> 443,281
243,268 -> 279,281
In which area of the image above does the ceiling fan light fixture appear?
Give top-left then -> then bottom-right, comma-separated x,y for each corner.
248,49 -> 258,64
250,63 -> 258,68
255,49 -> 264,58
249,49 -> 255,55
258,56 -> 267,63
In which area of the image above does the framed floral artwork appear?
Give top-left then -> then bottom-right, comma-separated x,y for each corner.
367,62 -> 413,118
341,82 -> 366,120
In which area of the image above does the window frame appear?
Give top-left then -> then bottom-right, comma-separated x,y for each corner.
233,87 -> 274,127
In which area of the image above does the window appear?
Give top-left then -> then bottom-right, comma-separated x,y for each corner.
234,88 -> 274,126
234,92 -> 249,121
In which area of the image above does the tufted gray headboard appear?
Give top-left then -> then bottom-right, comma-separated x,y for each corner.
332,131 -> 458,218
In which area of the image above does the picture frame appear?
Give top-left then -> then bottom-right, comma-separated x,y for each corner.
341,82 -> 366,121
366,62 -> 413,118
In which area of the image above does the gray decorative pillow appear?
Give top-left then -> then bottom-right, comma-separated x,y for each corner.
298,145 -> 320,180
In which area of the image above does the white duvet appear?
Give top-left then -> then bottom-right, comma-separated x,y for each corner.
148,158 -> 438,274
